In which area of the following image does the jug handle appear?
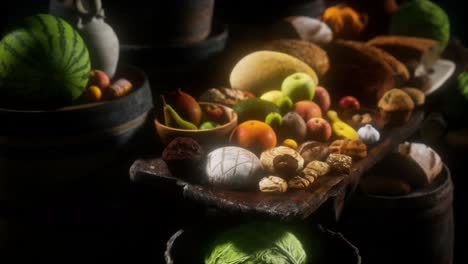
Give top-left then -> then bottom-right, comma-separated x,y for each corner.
76,0 -> 104,17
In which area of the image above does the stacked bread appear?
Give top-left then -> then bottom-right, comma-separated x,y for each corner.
321,36 -> 440,107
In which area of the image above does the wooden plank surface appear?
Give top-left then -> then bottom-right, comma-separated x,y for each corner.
129,110 -> 424,221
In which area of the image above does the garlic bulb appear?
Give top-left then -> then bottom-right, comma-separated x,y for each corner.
358,124 -> 380,144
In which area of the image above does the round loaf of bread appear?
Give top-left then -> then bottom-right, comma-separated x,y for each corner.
263,39 -> 330,77
205,146 -> 263,190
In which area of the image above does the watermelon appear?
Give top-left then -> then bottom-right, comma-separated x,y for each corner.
0,14 -> 91,107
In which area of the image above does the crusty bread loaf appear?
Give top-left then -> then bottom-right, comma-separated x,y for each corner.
262,39 -> 330,77
367,35 -> 440,73
397,142 -> 443,187
332,40 -> 410,85
322,40 -> 397,107
375,142 -> 444,189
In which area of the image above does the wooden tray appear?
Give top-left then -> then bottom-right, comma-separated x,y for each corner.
129,110 -> 424,221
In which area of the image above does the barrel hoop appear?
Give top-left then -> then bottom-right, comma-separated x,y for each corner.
0,112 -> 149,148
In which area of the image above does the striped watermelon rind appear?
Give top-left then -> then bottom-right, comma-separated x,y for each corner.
0,14 -> 91,107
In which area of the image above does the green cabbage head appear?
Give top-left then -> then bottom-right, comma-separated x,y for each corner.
205,222 -> 307,264
390,0 -> 450,51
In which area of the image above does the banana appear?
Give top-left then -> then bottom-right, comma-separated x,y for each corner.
163,104 -> 175,127
327,110 -> 359,139
162,96 -> 197,130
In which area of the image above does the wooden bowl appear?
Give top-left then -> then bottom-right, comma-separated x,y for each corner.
154,102 -> 238,149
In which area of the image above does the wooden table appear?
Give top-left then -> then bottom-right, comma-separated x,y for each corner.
129,110 -> 424,221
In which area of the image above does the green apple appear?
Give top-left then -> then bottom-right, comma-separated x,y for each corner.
199,121 -> 219,130
281,72 -> 317,102
276,95 -> 294,114
260,90 -> 284,103
265,112 -> 283,131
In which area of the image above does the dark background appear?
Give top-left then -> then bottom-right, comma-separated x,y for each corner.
2,1 -> 468,46
1,0 -> 467,263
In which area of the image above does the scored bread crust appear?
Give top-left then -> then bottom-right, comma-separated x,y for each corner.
263,39 -> 330,77
367,35 -> 440,72
331,40 -> 410,86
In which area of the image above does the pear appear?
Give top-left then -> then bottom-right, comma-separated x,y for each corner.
164,88 -> 202,126
260,90 -> 284,103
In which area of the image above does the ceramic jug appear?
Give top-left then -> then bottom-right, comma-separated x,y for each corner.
76,0 -> 119,78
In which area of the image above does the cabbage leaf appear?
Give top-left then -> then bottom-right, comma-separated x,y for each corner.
205,222 -> 307,264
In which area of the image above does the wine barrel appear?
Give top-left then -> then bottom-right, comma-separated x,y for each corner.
165,223 -> 361,264
119,24 -> 229,95
98,0 -> 214,46
215,0 -> 326,24
339,165 -> 454,264
0,64 -> 155,201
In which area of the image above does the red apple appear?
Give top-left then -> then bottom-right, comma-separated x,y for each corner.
243,90 -> 256,98
313,86 -> 331,113
339,96 -> 361,111
293,100 -> 322,121
306,117 -> 332,142
89,69 -> 110,89
203,103 -> 226,124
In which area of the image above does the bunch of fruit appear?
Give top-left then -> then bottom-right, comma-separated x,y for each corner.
81,69 -> 134,103
160,89 -> 229,130
229,71 -> 370,154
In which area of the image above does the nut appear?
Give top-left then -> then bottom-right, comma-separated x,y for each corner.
288,176 -> 310,189
326,153 -> 352,174
260,146 -> 304,178
259,176 -> 288,193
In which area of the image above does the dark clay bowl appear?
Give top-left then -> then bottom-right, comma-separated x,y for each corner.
164,222 -> 361,264
154,102 -> 238,148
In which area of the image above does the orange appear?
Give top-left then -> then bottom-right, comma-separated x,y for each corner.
229,120 -> 277,153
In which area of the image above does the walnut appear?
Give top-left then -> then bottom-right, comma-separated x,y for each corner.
326,154 -> 352,174
259,176 -> 288,193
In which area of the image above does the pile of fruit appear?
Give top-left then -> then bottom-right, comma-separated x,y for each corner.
80,69 -> 134,103
159,88 -> 239,130
0,14 -> 133,109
